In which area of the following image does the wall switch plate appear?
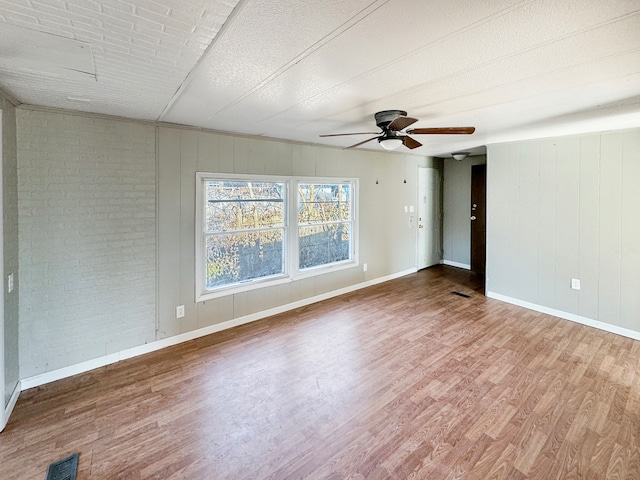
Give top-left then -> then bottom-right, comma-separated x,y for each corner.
7,273 -> 13,293
176,305 -> 185,318
404,206 -> 408,213
571,278 -> 581,290
409,205 -> 415,213
363,263 -> 368,272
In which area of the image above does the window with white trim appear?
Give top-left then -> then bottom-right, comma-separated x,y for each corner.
196,174 -> 357,301
297,182 -> 353,271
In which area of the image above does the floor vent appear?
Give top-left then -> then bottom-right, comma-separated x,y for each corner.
46,453 -> 79,480
452,291 -> 471,298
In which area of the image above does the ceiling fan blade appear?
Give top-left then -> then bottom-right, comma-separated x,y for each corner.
319,132 -> 380,137
402,136 -> 422,149
388,116 -> 418,131
345,136 -> 379,149
407,127 -> 476,135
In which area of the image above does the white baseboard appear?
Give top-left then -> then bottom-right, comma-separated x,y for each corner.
440,260 -> 471,270
486,291 -> 640,342
1,381 -> 21,432
20,268 -> 418,391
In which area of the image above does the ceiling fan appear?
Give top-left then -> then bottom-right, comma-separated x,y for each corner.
320,110 -> 475,150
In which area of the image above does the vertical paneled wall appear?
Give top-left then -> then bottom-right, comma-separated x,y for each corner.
442,155 -> 486,268
487,129 -> 640,333
0,89 -> 19,407
13,109 -> 435,378
17,109 -> 157,377
157,127 -> 434,339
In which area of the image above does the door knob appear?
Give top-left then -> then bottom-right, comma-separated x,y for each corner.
470,216 -> 477,220
418,225 -> 424,228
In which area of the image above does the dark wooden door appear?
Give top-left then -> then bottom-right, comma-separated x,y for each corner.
471,164 -> 486,275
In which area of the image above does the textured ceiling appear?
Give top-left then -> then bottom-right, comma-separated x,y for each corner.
1,0 -> 639,156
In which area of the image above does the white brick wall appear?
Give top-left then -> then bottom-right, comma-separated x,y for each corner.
17,108 -> 156,377
1,89 -> 20,405
0,0 -> 239,119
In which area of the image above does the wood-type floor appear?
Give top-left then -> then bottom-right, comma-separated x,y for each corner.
2,266 -> 640,479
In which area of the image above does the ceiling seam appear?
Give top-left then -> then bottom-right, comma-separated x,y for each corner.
410,47 -> 640,117
261,0 -> 539,124
269,7 -> 640,127
156,0 -> 251,122
211,0 -> 393,116
401,9 -> 640,105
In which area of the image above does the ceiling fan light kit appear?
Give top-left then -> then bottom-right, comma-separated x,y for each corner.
320,110 -> 475,151
378,137 -> 403,150
452,152 -> 470,161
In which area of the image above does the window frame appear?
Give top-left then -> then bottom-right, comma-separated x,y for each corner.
196,173 -> 358,302
291,177 -> 358,280
195,173 -> 291,301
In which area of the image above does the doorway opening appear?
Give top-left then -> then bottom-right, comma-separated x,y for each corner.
470,164 -> 486,277
417,166 -> 441,270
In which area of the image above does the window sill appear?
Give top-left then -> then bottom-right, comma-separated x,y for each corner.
293,260 -> 358,280
196,261 -> 359,302
196,275 -> 292,303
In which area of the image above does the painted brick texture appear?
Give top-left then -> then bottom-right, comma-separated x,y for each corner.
17,109 -> 156,377
0,0 -> 238,120
1,89 -> 20,404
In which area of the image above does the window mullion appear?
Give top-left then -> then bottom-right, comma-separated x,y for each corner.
288,179 -> 298,277
197,174 -> 358,302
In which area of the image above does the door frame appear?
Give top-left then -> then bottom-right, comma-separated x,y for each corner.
416,166 -> 441,270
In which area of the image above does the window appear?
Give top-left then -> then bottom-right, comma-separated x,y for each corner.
297,182 -> 353,270
196,174 -> 357,301
201,179 -> 287,290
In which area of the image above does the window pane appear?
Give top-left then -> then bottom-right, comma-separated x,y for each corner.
206,230 -> 284,288
299,223 -> 350,269
298,183 -> 351,225
206,181 -> 284,232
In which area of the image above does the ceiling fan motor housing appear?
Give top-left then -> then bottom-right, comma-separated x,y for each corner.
374,110 -> 408,129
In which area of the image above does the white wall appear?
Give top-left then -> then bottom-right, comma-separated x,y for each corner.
17,109 -> 157,378
157,127 -> 435,338
11,106 -> 640,389
442,155 -> 486,268
14,109 -> 435,379
486,129 -> 640,334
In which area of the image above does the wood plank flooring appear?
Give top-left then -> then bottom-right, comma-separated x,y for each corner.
2,265 -> 640,479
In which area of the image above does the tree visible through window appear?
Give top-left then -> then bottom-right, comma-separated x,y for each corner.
205,181 -> 285,289
197,174 -> 357,300
298,183 -> 352,269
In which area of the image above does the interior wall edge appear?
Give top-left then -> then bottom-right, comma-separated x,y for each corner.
19,267 -> 417,391
487,291 -> 640,342
15,104 -> 428,159
0,87 -> 19,108
440,260 -> 471,270
0,380 -> 20,432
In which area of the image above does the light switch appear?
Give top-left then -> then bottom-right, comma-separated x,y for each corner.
571,278 -> 581,290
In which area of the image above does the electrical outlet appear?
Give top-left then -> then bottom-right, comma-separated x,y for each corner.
363,263 -> 368,272
176,305 -> 185,318
571,278 -> 581,290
